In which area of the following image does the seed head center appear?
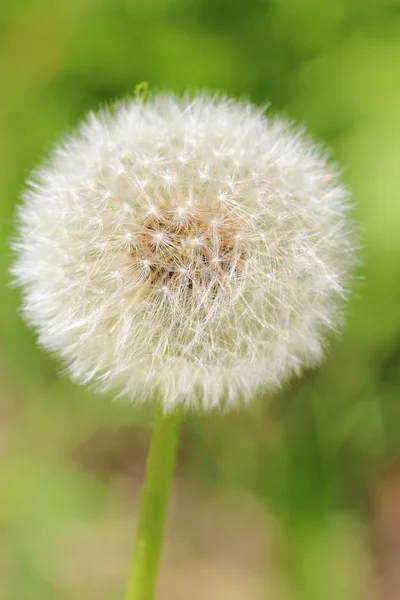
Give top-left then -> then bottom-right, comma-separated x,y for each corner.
130,208 -> 244,290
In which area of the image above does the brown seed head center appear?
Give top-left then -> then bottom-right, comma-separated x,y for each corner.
130,208 -> 244,290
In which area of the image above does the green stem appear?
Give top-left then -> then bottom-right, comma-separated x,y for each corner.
125,403 -> 183,600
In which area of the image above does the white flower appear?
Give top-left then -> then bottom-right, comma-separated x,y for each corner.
11,93 -> 355,411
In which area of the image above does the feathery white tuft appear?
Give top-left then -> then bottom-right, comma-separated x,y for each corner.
11,94 -> 355,411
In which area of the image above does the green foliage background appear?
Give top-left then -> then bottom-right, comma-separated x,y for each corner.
1,1 -> 400,598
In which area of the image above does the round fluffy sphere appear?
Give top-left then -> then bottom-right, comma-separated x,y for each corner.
12,94 -> 355,411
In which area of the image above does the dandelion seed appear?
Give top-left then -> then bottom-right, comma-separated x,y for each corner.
11,93 -> 355,411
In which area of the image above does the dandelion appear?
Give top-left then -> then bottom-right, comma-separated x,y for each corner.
12,94 -> 354,412
11,93 -> 355,600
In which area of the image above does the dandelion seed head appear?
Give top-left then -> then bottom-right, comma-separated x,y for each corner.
11,93 -> 356,411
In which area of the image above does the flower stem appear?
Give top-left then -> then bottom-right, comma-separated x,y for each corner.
125,403 -> 183,600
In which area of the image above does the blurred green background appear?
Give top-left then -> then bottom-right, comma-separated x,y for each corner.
1,1 -> 400,598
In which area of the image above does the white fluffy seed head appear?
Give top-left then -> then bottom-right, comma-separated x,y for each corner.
11,93 -> 356,411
